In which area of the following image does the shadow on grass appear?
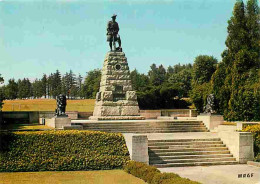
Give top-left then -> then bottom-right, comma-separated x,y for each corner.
1,123 -> 53,130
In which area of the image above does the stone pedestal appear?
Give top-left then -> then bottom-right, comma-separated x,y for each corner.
197,113 -> 224,131
45,116 -> 71,129
89,52 -> 144,120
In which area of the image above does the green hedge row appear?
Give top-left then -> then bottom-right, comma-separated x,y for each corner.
243,124 -> 260,162
124,161 -> 201,184
0,130 -> 130,172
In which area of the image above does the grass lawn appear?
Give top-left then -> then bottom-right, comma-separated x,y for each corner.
0,170 -> 145,184
2,99 -> 95,112
1,123 -> 53,130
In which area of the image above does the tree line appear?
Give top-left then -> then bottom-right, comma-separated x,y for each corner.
0,0 -> 259,121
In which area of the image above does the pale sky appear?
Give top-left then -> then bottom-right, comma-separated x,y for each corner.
0,0 -> 239,83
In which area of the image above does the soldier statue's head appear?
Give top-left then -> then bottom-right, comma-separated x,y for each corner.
111,14 -> 117,21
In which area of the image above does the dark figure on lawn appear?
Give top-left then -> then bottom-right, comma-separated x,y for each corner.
107,14 -> 122,52
55,94 -> 67,116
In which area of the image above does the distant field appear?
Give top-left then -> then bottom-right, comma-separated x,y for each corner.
2,99 -> 96,112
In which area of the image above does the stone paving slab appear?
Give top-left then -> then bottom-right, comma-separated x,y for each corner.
159,164 -> 260,184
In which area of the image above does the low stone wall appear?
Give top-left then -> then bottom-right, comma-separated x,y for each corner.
236,121 -> 260,130
161,109 -> 197,117
140,109 -> 197,119
2,111 -> 39,123
216,125 -> 237,132
2,111 -> 78,124
218,131 -> 254,163
140,110 -> 161,119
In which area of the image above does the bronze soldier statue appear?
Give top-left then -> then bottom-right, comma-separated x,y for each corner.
107,14 -> 122,52
203,94 -> 216,114
55,94 -> 67,117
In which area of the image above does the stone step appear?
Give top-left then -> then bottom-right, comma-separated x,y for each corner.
83,124 -> 205,128
83,125 -> 206,128
148,141 -> 223,146
83,127 -> 208,131
82,129 -> 208,133
148,138 -> 221,143
149,147 -> 228,153
151,161 -> 238,168
149,154 -> 234,160
149,150 -> 231,156
84,122 -> 204,126
148,144 -> 226,149
149,157 -> 236,164
81,121 -> 203,125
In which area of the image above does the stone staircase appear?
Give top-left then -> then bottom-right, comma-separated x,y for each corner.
148,138 -> 238,167
77,121 -> 208,133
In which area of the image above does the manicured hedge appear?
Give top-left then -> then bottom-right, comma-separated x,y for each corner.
243,124 -> 260,162
124,161 -> 201,184
0,130 -> 130,172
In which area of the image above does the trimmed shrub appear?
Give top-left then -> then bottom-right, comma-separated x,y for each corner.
243,124 -> 260,162
124,161 -> 201,184
151,172 -> 180,184
124,161 -> 160,183
0,130 -> 130,172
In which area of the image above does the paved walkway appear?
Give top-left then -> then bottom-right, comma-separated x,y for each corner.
159,164 -> 260,184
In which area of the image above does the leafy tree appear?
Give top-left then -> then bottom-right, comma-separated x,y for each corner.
191,55 -> 218,112
130,69 -> 149,91
83,69 -> 101,99
192,55 -> 218,85
168,68 -> 192,97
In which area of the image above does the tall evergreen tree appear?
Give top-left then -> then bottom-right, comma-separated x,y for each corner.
32,79 -> 43,98
41,74 -> 48,98
5,79 -> 18,99
0,75 -> 4,109
212,0 -> 260,120
77,74 -> 84,99
17,78 -> 32,99
148,64 -> 166,86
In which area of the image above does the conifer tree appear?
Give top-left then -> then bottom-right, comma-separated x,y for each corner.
5,79 -> 18,99
41,74 -> 48,98
212,0 -> 260,120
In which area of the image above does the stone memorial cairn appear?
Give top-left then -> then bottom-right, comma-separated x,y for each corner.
90,52 -> 144,120
90,15 -> 144,120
